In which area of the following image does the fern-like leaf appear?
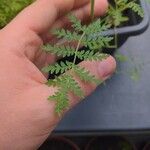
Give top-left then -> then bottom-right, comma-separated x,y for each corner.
47,73 -> 84,114
76,50 -> 108,61
127,2 -> 144,17
87,36 -> 113,50
68,15 -> 86,32
42,44 -> 108,62
105,0 -> 143,27
47,75 -> 65,87
66,75 -> 84,98
42,44 -> 75,57
74,66 -> 102,85
86,19 -> 111,35
48,89 -> 69,115
48,74 -> 84,98
48,74 -> 84,113
42,61 -> 73,74
52,29 -> 81,42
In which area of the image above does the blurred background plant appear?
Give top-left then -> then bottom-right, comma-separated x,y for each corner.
0,0 -> 34,28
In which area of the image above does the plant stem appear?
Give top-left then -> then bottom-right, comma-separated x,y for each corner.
73,32 -> 86,66
114,0 -> 118,49
91,0 -> 95,21
114,27 -> 118,49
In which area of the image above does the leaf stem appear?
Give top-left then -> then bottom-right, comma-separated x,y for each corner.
114,27 -> 118,49
91,0 -> 95,21
114,0 -> 118,49
72,32 -> 86,66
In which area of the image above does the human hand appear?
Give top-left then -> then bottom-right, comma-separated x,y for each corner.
0,0 -> 116,149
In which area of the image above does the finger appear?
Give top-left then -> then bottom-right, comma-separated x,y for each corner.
5,0 -> 89,34
43,0 -> 108,44
68,56 -> 116,107
53,0 -> 108,30
41,0 -> 108,65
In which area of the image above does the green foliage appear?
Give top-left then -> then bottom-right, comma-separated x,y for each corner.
127,1 -> 144,17
42,61 -> 73,74
68,15 -> 86,32
105,0 -> 144,27
53,29 -> 81,42
74,66 -> 102,85
42,15 -> 111,114
77,51 -> 108,61
42,44 -> 109,61
42,45 -> 75,57
115,53 -> 128,62
129,67 -> 141,82
0,0 -> 34,28
49,89 -> 69,116
42,0 -> 144,115
86,19 -> 111,35
53,18 -> 113,51
47,74 -> 84,115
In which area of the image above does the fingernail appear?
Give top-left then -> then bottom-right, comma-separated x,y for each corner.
98,57 -> 115,79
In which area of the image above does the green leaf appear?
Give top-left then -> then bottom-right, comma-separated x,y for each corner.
42,61 -> 73,74
68,15 -> 86,32
42,44 -> 75,57
76,50 -> 109,61
48,74 -> 84,98
47,74 -> 84,115
52,29 -> 81,42
105,0 -> 143,27
48,90 -> 69,115
127,2 -> 144,17
87,36 -> 113,50
86,19 -> 111,35
74,66 -> 102,85
129,67 -> 140,82
66,75 -> 84,98
115,53 -> 128,62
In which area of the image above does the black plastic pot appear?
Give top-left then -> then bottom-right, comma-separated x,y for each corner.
38,136 -> 80,150
104,0 -> 149,36
85,136 -> 136,150
103,0 -> 149,54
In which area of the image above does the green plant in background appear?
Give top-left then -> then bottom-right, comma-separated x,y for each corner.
105,0 -> 144,48
105,0 -> 144,27
0,0 -> 34,28
107,0 -> 144,81
42,0 -> 144,115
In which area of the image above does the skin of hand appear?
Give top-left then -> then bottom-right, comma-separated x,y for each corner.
0,0 -> 116,149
